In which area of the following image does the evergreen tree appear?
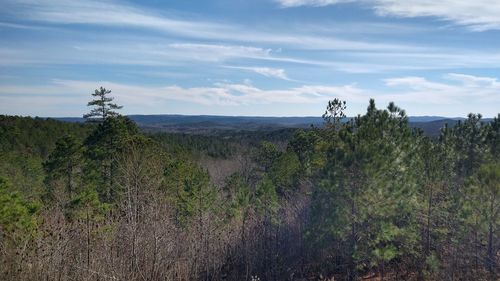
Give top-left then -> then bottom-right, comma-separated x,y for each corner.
414,137 -> 454,279
485,114 -> 500,161
172,164 -> 217,225
309,99 -> 420,280
463,163 -> 499,276
0,177 -> 37,243
255,141 -> 281,173
322,98 -> 347,131
84,116 -> 139,202
288,129 -> 320,175
44,135 -> 83,198
268,151 -> 301,194
449,114 -> 488,177
83,87 -> 122,123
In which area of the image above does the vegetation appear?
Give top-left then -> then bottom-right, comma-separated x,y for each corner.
0,90 -> 498,280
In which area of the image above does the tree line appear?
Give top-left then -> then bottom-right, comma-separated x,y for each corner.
0,88 -> 498,280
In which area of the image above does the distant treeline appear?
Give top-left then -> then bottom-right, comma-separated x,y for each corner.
56,114 -> 487,138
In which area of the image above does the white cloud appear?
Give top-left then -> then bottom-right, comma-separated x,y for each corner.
383,73 -> 500,104
3,0 -> 229,38
372,0 -> 500,31
223,66 -> 292,80
7,39 -> 499,74
1,74 -> 499,116
0,79 -> 368,111
1,0 -> 424,52
276,0 -> 500,31
168,44 -> 273,62
0,41 -> 278,66
277,0 -> 355,8
445,73 -> 500,88
62,79 -> 370,105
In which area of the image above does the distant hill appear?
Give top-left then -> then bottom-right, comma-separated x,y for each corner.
407,116 -> 464,122
55,115 -> 325,134
54,114 -> 491,137
411,119 -> 460,137
56,115 -> 324,127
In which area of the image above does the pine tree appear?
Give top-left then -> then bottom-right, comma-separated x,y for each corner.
44,135 -> 82,197
486,114 -> 500,161
309,99 -> 420,280
83,87 -> 122,123
463,163 -> 499,276
255,141 -> 281,173
322,98 -> 346,131
0,177 -> 37,242
81,89 -> 135,202
83,116 -> 138,202
414,137 -> 454,279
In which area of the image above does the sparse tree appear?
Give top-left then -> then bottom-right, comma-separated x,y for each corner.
322,98 -> 346,130
84,87 -> 122,123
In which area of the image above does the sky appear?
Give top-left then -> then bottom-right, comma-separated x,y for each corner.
0,0 -> 499,117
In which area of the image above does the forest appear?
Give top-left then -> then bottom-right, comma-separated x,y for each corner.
0,88 -> 498,281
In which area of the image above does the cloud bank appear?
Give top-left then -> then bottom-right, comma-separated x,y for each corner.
1,73 -> 498,116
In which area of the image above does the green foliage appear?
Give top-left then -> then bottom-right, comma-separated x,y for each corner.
168,161 -> 218,225
0,115 -> 91,158
425,252 -> 440,276
0,151 -> 45,199
254,177 -> 279,217
0,115 -> 91,200
288,129 -> 318,171
322,98 -> 346,130
463,163 -> 500,273
44,135 -> 83,196
84,116 -> 139,159
308,99 -> 420,276
84,116 -> 139,202
413,137 -> 455,272
225,173 -> 252,220
224,172 -> 280,227
485,114 -> 500,161
0,177 -> 38,242
441,113 -> 489,177
255,141 -> 282,172
268,151 -> 300,193
152,132 -> 236,159
64,187 -> 111,221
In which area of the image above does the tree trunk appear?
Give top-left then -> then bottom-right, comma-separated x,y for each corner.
86,208 -> 91,270
487,198 -> 494,275
349,198 -> 358,281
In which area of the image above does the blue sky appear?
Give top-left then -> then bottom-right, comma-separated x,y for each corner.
1,0 -> 499,117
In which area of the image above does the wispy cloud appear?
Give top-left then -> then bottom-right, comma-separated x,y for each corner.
223,66 -> 292,80
372,0 -> 500,31
3,0 -> 230,38
2,0 -> 424,52
0,21 -> 57,30
384,73 -> 500,104
276,0 -> 355,8
276,0 -> 500,31
2,0 -> 481,77
168,43 -> 273,62
0,79 -> 368,112
5,38 -> 500,74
